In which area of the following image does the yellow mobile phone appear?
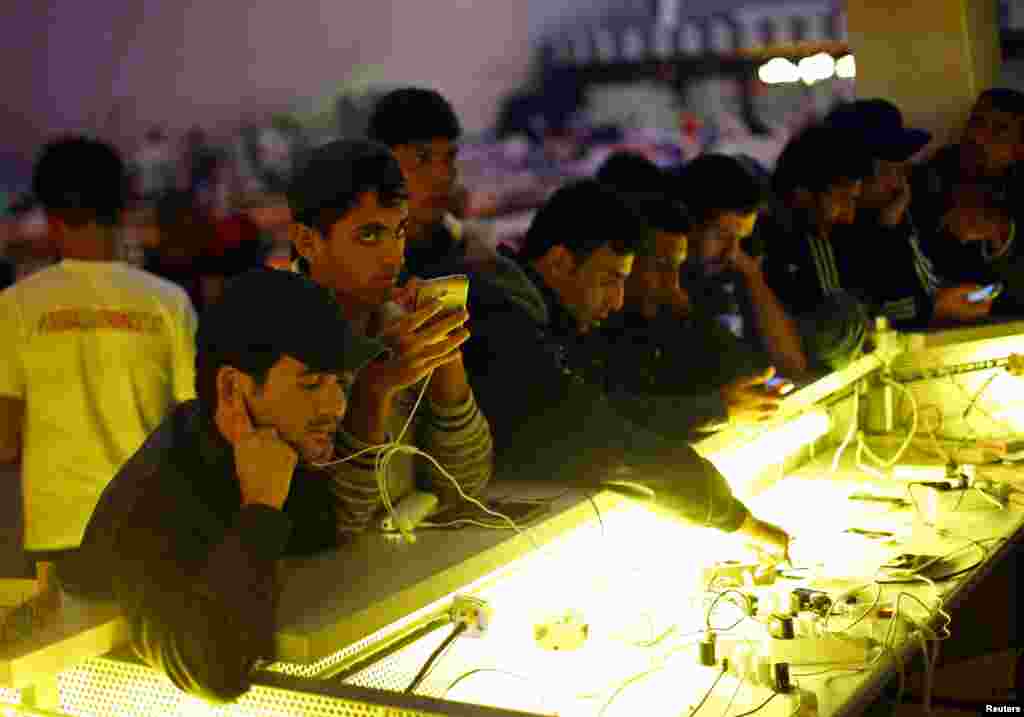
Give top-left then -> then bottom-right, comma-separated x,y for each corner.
415,275 -> 469,315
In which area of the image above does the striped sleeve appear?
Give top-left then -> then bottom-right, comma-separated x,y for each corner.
326,430 -> 389,534
417,389 -> 494,509
906,224 -> 944,295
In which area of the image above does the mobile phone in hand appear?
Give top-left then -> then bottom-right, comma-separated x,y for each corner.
415,275 -> 469,315
764,375 -> 795,395
967,283 -> 1003,303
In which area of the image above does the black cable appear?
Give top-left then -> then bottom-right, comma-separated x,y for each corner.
404,623 -> 467,694
689,665 -> 727,716
706,590 -> 751,632
583,491 -> 605,537
733,691 -> 779,716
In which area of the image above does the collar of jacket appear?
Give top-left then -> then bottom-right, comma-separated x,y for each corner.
187,400 -> 236,474
515,256 -> 582,336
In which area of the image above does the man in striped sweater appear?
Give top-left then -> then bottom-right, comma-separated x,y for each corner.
286,140 -> 493,533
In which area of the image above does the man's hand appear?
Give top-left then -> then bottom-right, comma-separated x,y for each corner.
360,300 -> 470,402
729,245 -> 763,279
235,427 -> 298,510
737,514 -> 791,565
880,173 -> 911,227
933,284 -> 994,324
720,367 -> 788,424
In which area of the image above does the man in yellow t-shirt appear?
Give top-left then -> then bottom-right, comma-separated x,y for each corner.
0,137 -> 197,573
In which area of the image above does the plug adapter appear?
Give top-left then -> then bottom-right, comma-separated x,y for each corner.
450,595 -> 491,638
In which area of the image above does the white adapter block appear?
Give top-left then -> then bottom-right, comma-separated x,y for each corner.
381,491 -> 439,533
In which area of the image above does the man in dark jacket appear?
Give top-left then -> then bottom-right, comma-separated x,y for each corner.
65,269 -> 386,703
822,99 -> 992,329
461,179 -> 790,556
669,154 -> 808,378
574,152 -> 786,441
366,87 -> 498,277
911,88 -> 1024,317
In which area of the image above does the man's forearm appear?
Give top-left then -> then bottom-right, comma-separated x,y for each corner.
343,384 -> 393,446
741,269 -> 808,377
428,355 -> 472,406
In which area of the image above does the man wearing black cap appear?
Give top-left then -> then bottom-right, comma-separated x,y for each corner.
826,99 -> 993,328
65,269 -> 386,703
912,88 -> 1024,317
287,139 -> 493,532
367,87 -> 498,277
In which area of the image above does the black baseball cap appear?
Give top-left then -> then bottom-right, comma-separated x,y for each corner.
825,99 -> 931,162
197,269 -> 387,375
287,139 -> 406,228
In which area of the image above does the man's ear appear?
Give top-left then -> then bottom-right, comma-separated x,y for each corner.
290,222 -> 323,264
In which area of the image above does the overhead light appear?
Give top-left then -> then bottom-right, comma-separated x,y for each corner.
836,54 -> 856,79
798,52 -> 836,85
758,57 -> 800,84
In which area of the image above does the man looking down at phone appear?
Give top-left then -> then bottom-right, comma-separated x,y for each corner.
65,269 -> 387,702
287,139 -> 493,531
576,152 -> 789,440
461,179 -> 791,559
911,89 -> 1024,317
821,99 -> 995,329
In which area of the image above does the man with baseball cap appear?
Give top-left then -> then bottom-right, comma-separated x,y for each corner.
825,99 -> 994,328
65,269 -> 386,703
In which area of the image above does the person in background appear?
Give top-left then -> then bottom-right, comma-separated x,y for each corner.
758,125 -> 875,372
669,154 -> 808,378
131,126 -> 177,202
366,87 -> 498,276
824,99 -> 995,328
577,152 -> 786,441
68,269 -> 386,702
288,139 -> 493,531
461,179 -> 791,558
912,88 -> 1024,317
144,190 -> 214,311
0,137 -> 197,617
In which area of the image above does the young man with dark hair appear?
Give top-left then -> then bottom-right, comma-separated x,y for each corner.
823,99 -> 994,328
670,154 -> 808,377
68,269 -> 386,702
0,137 -> 197,595
581,152 -> 787,439
462,179 -> 790,557
367,87 -> 497,277
911,88 -> 1024,316
758,125 -> 876,371
288,140 -> 493,530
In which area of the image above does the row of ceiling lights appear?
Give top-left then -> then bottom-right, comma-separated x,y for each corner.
758,53 -> 856,85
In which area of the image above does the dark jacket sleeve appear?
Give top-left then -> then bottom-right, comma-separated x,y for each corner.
115,490 -> 292,704
463,299 -> 749,533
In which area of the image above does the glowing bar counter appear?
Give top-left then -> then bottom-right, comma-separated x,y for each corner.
3,319 -> 1024,716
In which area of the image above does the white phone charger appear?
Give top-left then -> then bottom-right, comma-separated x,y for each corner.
381,491 -> 439,533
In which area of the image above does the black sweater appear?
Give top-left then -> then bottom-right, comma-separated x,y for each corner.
461,251 -> 750,532
67,401 -> 339,703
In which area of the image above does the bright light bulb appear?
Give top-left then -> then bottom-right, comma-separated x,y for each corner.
836,54 -> 856,79
798,52 -> 836,85
758,57 -> 799,84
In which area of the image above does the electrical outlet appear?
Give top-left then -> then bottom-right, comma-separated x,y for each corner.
450,595 -> 491,638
